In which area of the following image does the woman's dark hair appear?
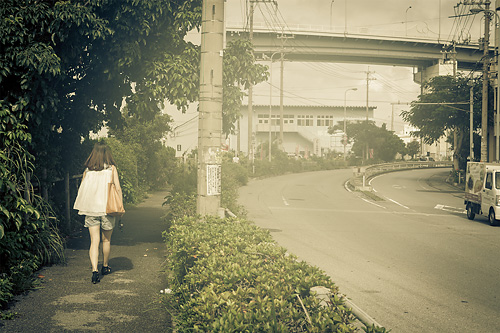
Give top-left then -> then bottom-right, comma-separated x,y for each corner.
84,142 -> 116,171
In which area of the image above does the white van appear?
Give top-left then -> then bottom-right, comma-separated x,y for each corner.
464,162 -> 500,226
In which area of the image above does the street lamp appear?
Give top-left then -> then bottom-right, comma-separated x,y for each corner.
344,88 -> 357,161
470,6 -> 499,161
269,51 -> 280,162
405,6 -> 412,37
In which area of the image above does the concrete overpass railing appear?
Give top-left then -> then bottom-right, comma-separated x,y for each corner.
350,161 -> 453,191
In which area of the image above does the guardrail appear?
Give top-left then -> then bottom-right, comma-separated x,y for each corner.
350,161 -> 453,191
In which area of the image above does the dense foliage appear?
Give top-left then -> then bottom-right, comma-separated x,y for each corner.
406,140 -> 420,159
0,144 -> 64,307
1,0 -> 207,179
0,0 -> 267,309
401,75 -> 484,170
0,0 -> 267,203
163,216 -> 356,332
108,112 -> 177,200
329,121 -> 406,163
223,39 -> 268,135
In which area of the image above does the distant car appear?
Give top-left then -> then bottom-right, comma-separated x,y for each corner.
419,156 -> 435,161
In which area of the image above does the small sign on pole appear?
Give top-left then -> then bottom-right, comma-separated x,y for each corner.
206,164 -> 221,196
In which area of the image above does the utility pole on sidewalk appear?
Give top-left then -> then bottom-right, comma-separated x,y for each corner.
365,68 -> 375,160
277,32 -> 293,150
197,0 -> 224,216
248,1 -> 255,161
482,0 -> 491,161
390,102 -> 410,132
248,0 -> 277,163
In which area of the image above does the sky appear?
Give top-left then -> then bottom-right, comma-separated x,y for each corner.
169,0 -> 488,139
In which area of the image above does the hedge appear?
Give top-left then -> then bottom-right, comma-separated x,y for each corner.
162,216 -> 356,332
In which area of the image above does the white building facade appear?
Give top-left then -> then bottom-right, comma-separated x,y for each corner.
232,104 -> 376,157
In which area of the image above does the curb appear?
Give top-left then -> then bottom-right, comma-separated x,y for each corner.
311,286 -> 383,330
225,209 -> 384,331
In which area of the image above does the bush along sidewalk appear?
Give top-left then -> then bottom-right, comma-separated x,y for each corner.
162,215 -> 356,332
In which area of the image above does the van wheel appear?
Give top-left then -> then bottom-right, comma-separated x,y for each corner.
466,203 -> 475,220
488,209 -> 498,226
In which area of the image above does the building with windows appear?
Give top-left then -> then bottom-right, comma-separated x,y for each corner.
231,104 -> 376,157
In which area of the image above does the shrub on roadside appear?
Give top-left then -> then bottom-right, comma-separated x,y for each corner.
163,216 -> 355,332
0,276 -> 14,306
363,324 -> 391,333
221,159 -> 248,216
0,144 -> 65,307
163,192 -> 197,228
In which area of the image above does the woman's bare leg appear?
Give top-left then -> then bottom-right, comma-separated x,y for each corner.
101,229 -> 113,267
88,225 -> 101,271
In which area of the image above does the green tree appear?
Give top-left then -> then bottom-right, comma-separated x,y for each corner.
406,140 -> 420,159
1,0 -> 203,177
0,143 -> 64,305
110,111 -> 173,189
329,121 -> 405,162
401,75 -> 484,170
223,39 -> 268,135
1,1 -> 267,199
1,0 -> 270,305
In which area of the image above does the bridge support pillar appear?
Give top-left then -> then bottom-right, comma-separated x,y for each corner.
413,60 -> 457,85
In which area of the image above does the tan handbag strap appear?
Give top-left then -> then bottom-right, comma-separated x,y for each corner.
110,165 -> 115,185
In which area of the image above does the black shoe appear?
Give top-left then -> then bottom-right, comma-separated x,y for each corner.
101,266 -> 111,276
92,271 -> 100,284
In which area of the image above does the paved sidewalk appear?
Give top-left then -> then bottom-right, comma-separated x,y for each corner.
1,191 -> 171,332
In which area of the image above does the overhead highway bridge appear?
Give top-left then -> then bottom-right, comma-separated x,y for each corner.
226,25 -> 491,83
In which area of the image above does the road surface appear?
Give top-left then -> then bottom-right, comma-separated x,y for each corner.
238,168 -> 500,332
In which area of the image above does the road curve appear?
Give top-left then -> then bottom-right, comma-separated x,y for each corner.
238,168 -> 500,333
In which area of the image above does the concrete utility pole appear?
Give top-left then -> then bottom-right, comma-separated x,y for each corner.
248,0 -> 277,165
482,1 -> 491,162
344,88 -> 357,161
390,102 -> 410,132
496,0 -> 500,161
197,0 -> 224,216
279,51 -> 284,150
470,82 -> 474,161
277,32 -> 293,150
365,68 -> 375,121
365,68 -> 375,160
248,1 -> 255,161
269,51 -> 280,162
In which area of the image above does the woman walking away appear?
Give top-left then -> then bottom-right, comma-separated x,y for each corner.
74,142 -> 122,284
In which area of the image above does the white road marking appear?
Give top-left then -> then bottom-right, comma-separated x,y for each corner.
387,198 -> 410,209
267,206 -> 451,217
282,196 -> 289,206
344,180 -> 352,192
368,176 -> 379,192
368,175 -> 380,185
434,204 -> 466,214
